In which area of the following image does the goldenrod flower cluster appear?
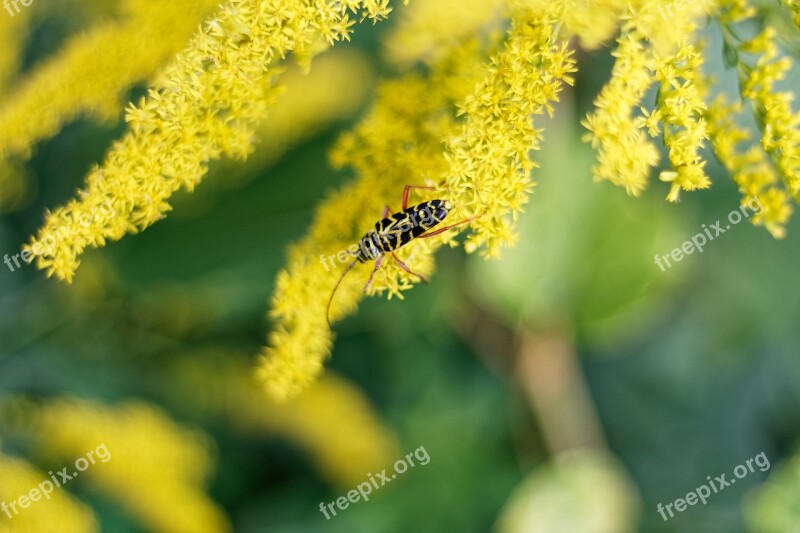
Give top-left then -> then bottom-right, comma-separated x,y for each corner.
582,32 -> 659,197
653,43 -> 711,202
256,26 -> 494,400
700,0 -> 799,237
13,0 -> 800,400
257,74 -> 456,400
0,0 -> 221,160
706,98 -> 793,238
384,0 -> 507,65
10,398 -> 229,532
24,0 -> 402,282
446,5 -> 577,258
258,2 -> 576,400
740,29 -> 800,196
0,450 -> 98,533
170,353 -> 399,487
583,0 -> 714,200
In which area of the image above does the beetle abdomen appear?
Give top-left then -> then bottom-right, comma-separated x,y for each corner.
354,200 -> 452,262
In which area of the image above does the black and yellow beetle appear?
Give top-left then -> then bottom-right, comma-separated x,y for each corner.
326,185 -> 476,325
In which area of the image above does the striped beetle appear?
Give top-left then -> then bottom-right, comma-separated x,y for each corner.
326,185 -> 476,326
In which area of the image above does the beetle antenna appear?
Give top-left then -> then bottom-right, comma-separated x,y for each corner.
327,259 -> 358,327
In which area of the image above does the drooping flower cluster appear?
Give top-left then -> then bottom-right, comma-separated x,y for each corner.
446,7 -> 577,258
700,0 -> 800,237
706,96 -> 793,237
740,28 -> 800,196
582,0 -> 715,200
257,74 -> 459,400
582,32 -> 658,196
652,42 -> 711,202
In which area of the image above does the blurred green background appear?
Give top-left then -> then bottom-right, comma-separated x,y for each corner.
2,2 -> 800,532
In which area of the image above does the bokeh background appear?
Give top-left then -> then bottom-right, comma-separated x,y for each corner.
1,1 -> 800,532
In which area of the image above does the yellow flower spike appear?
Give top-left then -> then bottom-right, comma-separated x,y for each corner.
729,24 -> 800,198
653,42 -> 711,202
584,0 -> 715,199
263,373 -> 400,487
10,398 -> 230,533
446,5 -> 577,258
582,32 -> 659,197
526,0 -> 627,49
259,3 -> 577,400
0,451 -> 98,533
168,353 -> 399,488
705,96 -> 793,238
24,0 -> 403,283
384,0 -> 507,66
0,0 -> 222,160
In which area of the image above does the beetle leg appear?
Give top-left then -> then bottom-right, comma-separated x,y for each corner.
402,185 -> 436,210
418,215 -> 480,239
364,254 -> 386,293
391,253 -> 428,284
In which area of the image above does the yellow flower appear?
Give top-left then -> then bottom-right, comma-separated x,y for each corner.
3,398 -> 230,532
169,352 -> 400,488
24,0 -> 402,283
582,32 -> 659,196
0,0 -> 221,160
709,4 -> 800,235
237,49 -> 374,173
654,43 -> 710,202
583,0 -> 714,200
706,96 -> 793,238
258,2 -> 577,400
385,0 -> 507,66
0,450 -> 98,533
740,28 -> 800,196
447,6 -> 577,258
542,0 -> 628,49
